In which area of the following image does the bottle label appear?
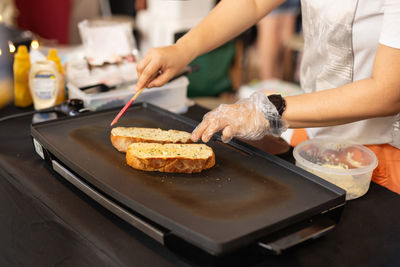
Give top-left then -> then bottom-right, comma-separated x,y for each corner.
33,74 -> 56,100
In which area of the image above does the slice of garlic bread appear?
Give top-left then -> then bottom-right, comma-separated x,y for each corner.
126,143 -> 215,173
111,127 -> 192,152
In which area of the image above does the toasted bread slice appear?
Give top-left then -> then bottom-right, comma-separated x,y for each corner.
111,127 -> 192,152
126,143 -> 215,173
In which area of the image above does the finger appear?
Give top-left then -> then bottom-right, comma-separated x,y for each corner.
135,63 -> 160,91
201,124 -> 216,143
136,56 -> 151,76
221,126 -> 234,143
201,120 -> 228,143
148,69 -> 174,88
191,109 -> 218,142
191,120 -> 211,142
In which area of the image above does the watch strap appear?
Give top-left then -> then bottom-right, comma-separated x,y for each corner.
267,94 -> 286,116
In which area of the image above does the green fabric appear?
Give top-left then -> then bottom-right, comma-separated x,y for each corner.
187,40 -> 236,97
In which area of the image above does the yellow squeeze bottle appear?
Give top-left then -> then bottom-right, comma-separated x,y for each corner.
47,49 -> 65,104
13,45 -> 33,107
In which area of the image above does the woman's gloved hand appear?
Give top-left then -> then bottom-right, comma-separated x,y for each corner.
191,91 -> 288,143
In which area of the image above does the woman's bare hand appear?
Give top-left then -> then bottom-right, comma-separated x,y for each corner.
135,44 -> 192,91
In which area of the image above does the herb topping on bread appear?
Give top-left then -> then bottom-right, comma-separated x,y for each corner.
126,143 -> 215,173
111,127 -> 192,152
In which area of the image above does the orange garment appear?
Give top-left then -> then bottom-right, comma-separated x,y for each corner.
290,128 -> 309,147
290,129 -> 400,195
365,144 -> 400,194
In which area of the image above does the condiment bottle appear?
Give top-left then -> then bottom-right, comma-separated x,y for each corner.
29,60 -> 61,110
13,45 -> 33,107
47,48 -> 66,104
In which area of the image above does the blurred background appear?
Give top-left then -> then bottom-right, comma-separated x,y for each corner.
0,0 -> 303,112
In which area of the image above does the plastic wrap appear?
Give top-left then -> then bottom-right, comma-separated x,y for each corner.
192,91 -> 288,143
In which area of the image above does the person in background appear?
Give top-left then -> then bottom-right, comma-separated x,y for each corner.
135,0 -> 146,12
256,0 -> 300,80
134,0 -> 238,98
0,0 -> 17,27
134,0 -> 400,194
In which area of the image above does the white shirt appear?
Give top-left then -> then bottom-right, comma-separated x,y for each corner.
299,0 -> 400,147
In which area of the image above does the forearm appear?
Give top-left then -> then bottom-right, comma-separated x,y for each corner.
176,0 -> 284,62
135,0 -> 284,90
284,78 -> 400,128
283,44 -> 400,128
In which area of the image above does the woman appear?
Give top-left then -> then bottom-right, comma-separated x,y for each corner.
135,0 -> 400,194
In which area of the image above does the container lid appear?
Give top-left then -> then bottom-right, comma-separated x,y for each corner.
293,139 -> 378,176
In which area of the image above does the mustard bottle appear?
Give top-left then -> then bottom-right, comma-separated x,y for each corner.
13,45 -> 33,107
47,49 -> 66,104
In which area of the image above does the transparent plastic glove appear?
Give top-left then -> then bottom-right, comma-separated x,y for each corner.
191,91 -> 287,143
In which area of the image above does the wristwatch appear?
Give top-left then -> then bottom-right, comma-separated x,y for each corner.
267,94 -> 286,116
265,94 -> 287,137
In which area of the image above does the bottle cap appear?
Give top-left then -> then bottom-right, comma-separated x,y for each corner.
47,49 -> 59,61
47,48 -> 64,74
15,45 -> 30,60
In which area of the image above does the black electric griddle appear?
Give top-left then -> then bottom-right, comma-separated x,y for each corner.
31,102 -> 346,257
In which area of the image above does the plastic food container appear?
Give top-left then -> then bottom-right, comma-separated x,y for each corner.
293,139 -> 378,200
67,76 -> 189,114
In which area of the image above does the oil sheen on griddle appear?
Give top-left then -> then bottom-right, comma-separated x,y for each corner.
70,125 -> 293,221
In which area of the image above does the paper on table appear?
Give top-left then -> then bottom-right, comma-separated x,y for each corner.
78,19 -> 137,66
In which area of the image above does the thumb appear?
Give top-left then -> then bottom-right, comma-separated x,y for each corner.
221,126 -> 234,143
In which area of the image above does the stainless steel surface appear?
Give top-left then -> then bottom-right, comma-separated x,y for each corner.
52,160 -> 166,244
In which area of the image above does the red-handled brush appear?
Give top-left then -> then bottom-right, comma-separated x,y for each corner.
110,70 -> 160,126
110,87 -> 145,126
110,65 -> 199,126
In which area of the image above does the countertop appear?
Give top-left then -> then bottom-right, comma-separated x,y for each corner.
1,103 -> 400,267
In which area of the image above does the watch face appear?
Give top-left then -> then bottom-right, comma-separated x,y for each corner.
268,94 -> 285,115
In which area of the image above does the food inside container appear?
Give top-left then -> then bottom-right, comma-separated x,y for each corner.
293,139 -> 378,200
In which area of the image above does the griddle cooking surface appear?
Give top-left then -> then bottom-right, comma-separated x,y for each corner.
31,103 -> 345,255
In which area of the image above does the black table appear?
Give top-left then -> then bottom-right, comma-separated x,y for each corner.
1,103 -> 400,267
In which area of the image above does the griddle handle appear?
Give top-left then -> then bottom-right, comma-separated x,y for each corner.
257,216 -> 336,254
52,160 -> 166,245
